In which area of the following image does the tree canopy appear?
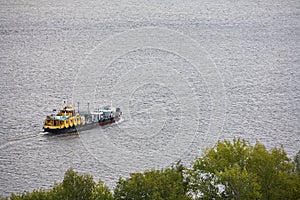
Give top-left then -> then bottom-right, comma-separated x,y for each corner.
188,138 -> 300,200
3,138 -> 300,200
114,162 -> 190,200
3,168 -> 113,200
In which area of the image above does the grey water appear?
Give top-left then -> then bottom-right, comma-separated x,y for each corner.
0,0 -> 299,196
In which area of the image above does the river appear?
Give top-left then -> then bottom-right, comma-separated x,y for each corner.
0,0 -> 299,196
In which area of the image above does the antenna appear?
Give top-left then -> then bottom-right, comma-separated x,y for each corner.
64,97 -> 69,105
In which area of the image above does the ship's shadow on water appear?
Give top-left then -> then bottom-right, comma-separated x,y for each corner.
42,132 -> 80,138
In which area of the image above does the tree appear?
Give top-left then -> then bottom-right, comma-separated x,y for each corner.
52,168 -> 95,200
247,143 -> 295,199
216,164 -> 261,199
91,180 -> 114,200
6,168 -> 113,200
294,150 -> 300,174
114,163 -> 190,200
4,143 -> 300,200
188,138 -> 300,200
188,138 -> 259,199
7,189 -> 52,200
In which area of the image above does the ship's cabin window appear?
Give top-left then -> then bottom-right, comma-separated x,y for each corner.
54,120 -> 60,126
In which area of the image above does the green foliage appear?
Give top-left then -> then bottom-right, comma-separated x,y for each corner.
52,167 -> 95,200
92,180 -> 114,200
8,189 -> 51,200
114,163 -> 190,200
187,138 -> 255,200
294,150 -> 300,174
6,168 -> 113,200
216,164 -> 261,199
247,143 -> 295,199
188,138 -> 300,200
4,139 -> 300,200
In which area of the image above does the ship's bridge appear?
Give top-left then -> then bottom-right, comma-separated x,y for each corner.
59,105 -> 75,117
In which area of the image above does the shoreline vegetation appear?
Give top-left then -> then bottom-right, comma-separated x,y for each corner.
2,138 -> 300,200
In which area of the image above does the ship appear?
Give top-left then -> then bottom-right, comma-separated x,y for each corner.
43,104 -> 122,134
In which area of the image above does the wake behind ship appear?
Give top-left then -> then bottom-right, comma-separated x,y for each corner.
43,104 -> 122,134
